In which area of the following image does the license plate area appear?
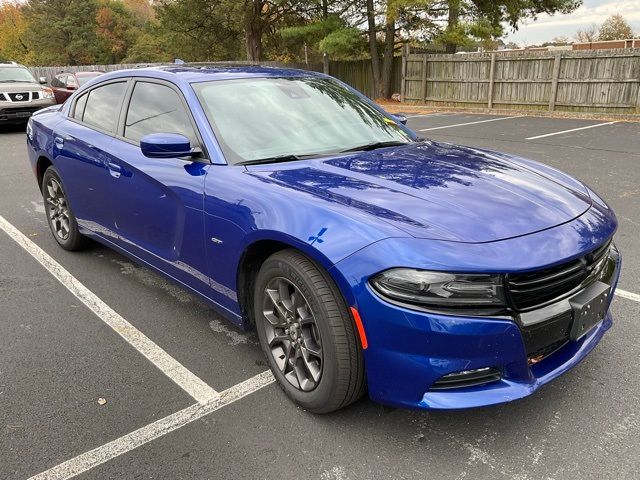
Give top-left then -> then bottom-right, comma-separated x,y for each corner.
569,281 -> 610,340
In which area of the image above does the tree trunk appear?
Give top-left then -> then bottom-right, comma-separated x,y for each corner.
245,26 -> 263,61
244,0 -> 263,61
321,0 -> 329,73
366,0 -> 383,98
381,17 -> 395,98
445,0 -> 460,54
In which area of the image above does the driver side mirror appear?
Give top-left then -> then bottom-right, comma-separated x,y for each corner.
140,133 -> 194,159
39,77 -> 47,85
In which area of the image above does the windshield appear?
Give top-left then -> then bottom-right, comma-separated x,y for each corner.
0,67 -> 37,83
193,77 -> 413,165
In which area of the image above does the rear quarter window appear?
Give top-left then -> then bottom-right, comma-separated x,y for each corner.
72,93 -> 88,121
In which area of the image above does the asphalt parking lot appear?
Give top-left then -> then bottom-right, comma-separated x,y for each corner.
1,112 -> 639,480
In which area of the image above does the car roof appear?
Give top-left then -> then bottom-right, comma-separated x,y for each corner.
0,62 -> 27,68
97,65 -> 325,84
57,71 -> 102,75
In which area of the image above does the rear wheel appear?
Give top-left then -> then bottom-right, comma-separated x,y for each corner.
42,166 -> 89,251
254,249 -> 365,413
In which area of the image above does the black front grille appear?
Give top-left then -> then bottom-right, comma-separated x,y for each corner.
7,92 -> 30,102
0,106 -> 40,119
507,241 -> 610,311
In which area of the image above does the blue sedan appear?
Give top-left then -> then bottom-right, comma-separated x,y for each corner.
26,66 -> 621,412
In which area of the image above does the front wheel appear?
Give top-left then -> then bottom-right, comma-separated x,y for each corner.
42,166 -> 89,251
254,249 -> 365,413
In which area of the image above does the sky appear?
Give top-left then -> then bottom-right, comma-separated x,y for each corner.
504,0 -> 640,45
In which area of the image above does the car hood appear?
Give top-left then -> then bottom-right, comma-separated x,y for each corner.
247,141 -> 593,243
0,82 -> 42,93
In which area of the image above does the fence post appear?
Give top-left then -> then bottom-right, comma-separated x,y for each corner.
400,43 -> 409,102
636,54 -> 640,114
549,53 -> 562,111
488,52 -> 496,109
421,54 -> 427,103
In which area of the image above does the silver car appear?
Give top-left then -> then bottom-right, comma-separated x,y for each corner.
0,62 -> 56,124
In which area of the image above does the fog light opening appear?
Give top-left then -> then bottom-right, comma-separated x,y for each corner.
430,367 -> 502,390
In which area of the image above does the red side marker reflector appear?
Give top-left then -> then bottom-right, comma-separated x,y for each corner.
350,307 -> 368,350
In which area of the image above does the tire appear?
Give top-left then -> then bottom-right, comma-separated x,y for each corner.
254,249 -> 366,413
42,166 -> 89,251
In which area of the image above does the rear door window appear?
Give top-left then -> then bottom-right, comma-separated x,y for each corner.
82,82 -> 127,133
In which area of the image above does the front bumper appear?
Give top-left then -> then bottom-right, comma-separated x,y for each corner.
0,98 -> 55,123
356,282 -> 617,410
331,222 -> 621,410
419,313 -> 612,409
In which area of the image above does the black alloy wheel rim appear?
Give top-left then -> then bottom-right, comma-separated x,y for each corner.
262,277 -> 323,391
45,177 -> 71,241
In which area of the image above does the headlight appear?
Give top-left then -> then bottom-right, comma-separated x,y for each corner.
41,87 -> 55,99
370,269 -> 505,309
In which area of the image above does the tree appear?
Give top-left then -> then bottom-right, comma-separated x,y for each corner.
155,0 -> 244,61
435,0 -> 581,53
23,0 -> 102,65
123,30 -> 172,63
0,2 -> 29,63
365,0 -> 383,98
279,1 -> 365,66
155,0 -> 304,62
241,0 -> 310,61
123,0 -> 156,25
574,23 -> 597,42
96,1 -> 139,64
368,0 -> 444,99
597,14 -> 633,41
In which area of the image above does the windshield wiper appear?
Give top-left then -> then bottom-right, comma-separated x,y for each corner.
0,80 -> 23,83
238,153 -> 324,166
340,140 -> 411,153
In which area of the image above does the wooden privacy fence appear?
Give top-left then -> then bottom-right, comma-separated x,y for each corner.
401,48 -> 640,114
29,63 -> 162,82
27,59 -> 403,100
329,57 -> 403,98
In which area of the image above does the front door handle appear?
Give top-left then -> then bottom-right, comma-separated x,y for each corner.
107,161 -> 122,178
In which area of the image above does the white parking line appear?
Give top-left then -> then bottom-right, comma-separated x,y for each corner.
419,115 -> 522,131
0,215 -> 219,405
28,370 -> 275,480
617,289 -> 640,303
526,121 -> 617,140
